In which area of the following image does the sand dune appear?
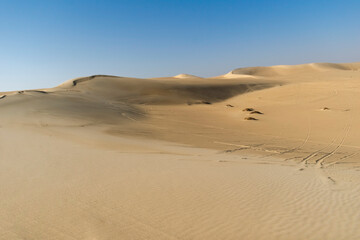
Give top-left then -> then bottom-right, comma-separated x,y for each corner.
1,62 -> 360,239
173,73 -> 202,79
224,62 -> 360,78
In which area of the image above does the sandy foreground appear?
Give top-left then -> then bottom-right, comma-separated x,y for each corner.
1,62 -> 360,239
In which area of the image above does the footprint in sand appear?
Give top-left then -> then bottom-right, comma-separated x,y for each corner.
187,100 -> 212,105
244,117 -> 258,121
250,110 -> 263,115
201,101 -> 212,105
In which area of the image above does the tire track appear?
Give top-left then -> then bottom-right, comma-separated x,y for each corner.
314,86 -> 354,168
300,129 -> 342,165
314,125 -> 351,168
263,116 -> 311,158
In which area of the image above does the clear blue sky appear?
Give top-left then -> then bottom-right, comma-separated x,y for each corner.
1,0 -> 359,91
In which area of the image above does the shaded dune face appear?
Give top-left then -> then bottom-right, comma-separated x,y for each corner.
0,75 -> 277,126
59,75 -> 276,105
0,91 -> 145,126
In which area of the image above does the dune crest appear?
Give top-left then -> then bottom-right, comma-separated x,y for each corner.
57,74 -> 124,88
173,73 -> 202,79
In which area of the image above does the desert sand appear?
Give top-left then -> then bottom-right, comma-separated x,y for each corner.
1,62 -> 360,239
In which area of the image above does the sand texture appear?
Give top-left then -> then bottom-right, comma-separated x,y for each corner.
1,62 -> 360,239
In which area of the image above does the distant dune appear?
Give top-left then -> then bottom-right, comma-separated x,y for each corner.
1,62 -> 360,239
173,73 -> 202,79
224,62 -> 360,78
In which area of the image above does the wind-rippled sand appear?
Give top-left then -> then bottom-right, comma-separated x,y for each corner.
1,62 -> 360,239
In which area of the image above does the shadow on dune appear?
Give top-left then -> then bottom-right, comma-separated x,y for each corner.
0,92 -> 146,126
0,76 -> 278,127
159,83 -> 273,105
63,75 -> 278,105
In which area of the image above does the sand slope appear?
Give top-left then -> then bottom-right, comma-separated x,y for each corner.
1,62 -> 360,239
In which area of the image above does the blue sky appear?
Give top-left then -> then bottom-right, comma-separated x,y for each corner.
1,0 -> 359,91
